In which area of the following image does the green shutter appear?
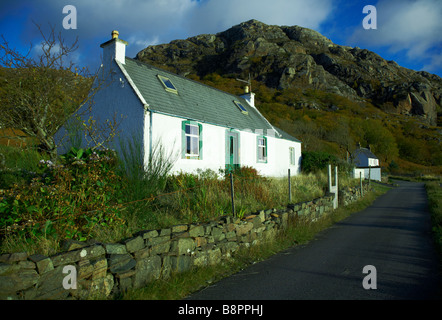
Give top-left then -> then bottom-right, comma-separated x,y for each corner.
181,121 -> 187,159
198,123 -> 203,160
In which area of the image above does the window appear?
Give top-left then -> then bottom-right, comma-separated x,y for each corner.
234,101 -> 248,115
182,121 -> 202,159
157,75 -> 178,94
289,147 -> 296,165
257,136 -> 267,163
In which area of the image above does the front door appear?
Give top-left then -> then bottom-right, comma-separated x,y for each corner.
226,131 -> 239,172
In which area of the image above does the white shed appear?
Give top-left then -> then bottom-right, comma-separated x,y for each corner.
352,144 -> 381,181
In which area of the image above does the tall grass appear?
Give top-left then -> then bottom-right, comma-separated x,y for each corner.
425,181 -> 442,255
1,139 -> 361,255
121,182 -> 390,300
0,145 -> 49,189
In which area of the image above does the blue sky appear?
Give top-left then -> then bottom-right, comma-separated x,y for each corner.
0,0 -> 441,77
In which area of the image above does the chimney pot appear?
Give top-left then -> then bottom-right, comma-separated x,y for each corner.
112,30 -> 119,39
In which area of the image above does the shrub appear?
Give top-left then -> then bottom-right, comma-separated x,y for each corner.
0,147 -> 126,252
301,151 -> 338,173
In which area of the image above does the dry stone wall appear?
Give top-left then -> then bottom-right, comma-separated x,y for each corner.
0,183 -> 371,300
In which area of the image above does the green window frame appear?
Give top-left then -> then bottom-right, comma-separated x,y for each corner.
257,136 -> 267,163
182,120 -> 203,160
289,147 -> 296,166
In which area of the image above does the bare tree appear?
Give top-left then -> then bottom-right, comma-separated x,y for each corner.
0,23 -> 99,158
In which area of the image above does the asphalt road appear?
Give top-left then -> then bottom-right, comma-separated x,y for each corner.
187,180 -> 442,300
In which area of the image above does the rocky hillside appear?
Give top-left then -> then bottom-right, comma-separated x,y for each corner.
137,19 -> 441,127
135,20 -> 441,173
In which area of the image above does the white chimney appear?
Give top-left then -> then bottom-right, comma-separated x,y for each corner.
240,86 -> 255,108
100,30 -> 128,66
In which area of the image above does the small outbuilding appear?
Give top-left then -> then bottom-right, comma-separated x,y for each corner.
352,143 -> 381,181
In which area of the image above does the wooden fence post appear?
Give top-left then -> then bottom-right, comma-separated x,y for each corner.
288,169 -> 292,203
230,173 -> 235,216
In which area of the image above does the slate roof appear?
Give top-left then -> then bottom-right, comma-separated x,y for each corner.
120,57 -> 275,132
354,148 -> 378,160
273,127 -> 302,143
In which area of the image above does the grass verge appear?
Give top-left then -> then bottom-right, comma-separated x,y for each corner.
425,182 -> 442,256
118,182 -> 390,300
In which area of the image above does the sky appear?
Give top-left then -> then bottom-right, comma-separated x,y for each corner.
0,0 -> 441,77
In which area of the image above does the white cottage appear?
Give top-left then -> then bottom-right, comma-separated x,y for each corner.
57,31 -> 302,178
352,144 -> 381,181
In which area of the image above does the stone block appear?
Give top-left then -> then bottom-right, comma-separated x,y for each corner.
0,269 -> 39,294
174,255 -> 192,273
211,227 -> 225,242
61,239 -> 87,252
83,245 -> 106,260
7,252 -> 28,263
189,225 -> 205,238
104,243 -> 127,255
175,238 -> 196,255
235,222 -> 253,236
252,215 -> 262,228
160,228 -> 171,237
108,254 -> 136,274
133,247 -> 150,260
72,274 -> 114,300
147,236 -> 171,255
29,254 -> 54,275
133,255 -> 161,289
226,231 -> 237,241
51,250 -> 82,267
91,258 -> 108,280
18,260 -> 36,270
28,266 -> 69,300
140,229 -> 159,239
78,260 -> 93,280
124,236 -> 145,253
195,237 -> 207,248
172,224 -> 188,233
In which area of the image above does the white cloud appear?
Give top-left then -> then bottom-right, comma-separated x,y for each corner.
16,0 -> 334,69
422,52 -> 442,74
349,0 -> 442,62
186,0 -> 334,36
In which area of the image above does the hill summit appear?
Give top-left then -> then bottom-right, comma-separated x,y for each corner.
136,19 -> 441,126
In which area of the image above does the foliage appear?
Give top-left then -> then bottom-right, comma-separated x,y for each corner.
0,24 -> 93,157
191,70 -> 441,174
0,147 -> 126,252
425,182 -> 442,255
301,151 -> 337,173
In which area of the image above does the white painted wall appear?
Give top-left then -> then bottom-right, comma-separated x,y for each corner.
55,59 -> 145,155
353,167 -> 381,181
146,112 -> 301,178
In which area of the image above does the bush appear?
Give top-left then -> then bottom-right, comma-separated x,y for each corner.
301,151 -> 338,173
0,147 -> 126,251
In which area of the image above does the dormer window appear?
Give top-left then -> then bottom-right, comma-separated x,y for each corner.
234,101 -> 248,115
157,75 -> 178,94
